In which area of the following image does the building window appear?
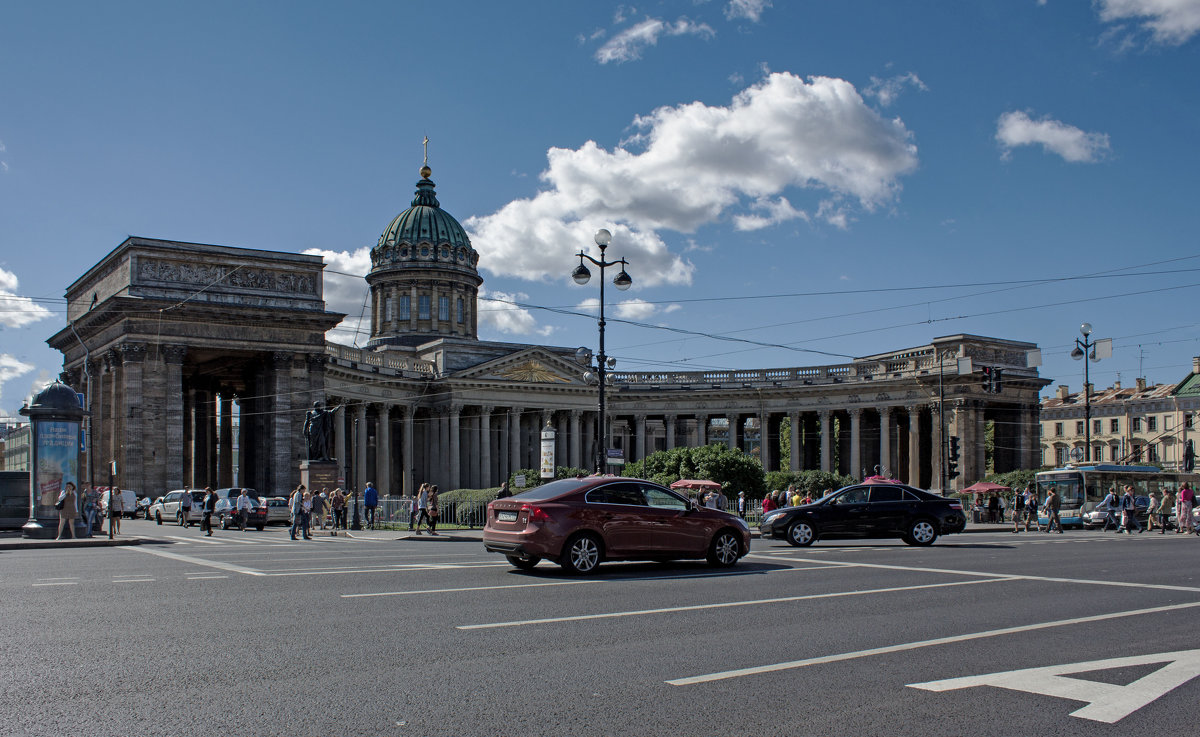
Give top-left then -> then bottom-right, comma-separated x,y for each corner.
1132,444 -> 1143,463
1110,418 -> 1119,433
1165,415 -> 1173,431
1110,445 -> 1120,462
418,295 -> 431,319
1093,419 -> 1102,434
1187,415 -> 1195,430
399,295 -> 411,320
384,297 -> 394,323
1055,446 -> 1067,466
1148,444 -> 1159,463
1133,417 -> 1142,432
1054,422 -> 1063,437
439,296 -> 450,321
1075,421 -> 1084,435
1093,444 -> 1102,461
456,297 -> 464,324
1148,416 -> 1158,432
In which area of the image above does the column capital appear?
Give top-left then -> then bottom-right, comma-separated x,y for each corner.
569,408 -> 583,419
509,406 -> 524,416
271,351 -> 294,370
879,405 -> 893,418
163,344 -> 188,365
847,407 -> 863,418
118,342 -> 147,364
306,352 -> 326,370
479,405 -> 495,416
818,408 -> 832,419
450,403 -> 463,417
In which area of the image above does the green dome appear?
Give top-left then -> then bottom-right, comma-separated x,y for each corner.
371,168 -> 479,273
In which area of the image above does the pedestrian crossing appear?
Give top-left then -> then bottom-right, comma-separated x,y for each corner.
159,533 -> 388,547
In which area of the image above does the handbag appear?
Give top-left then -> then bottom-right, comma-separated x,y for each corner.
54,498 -> 65,510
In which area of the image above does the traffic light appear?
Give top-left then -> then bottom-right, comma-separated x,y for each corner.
992,368 -> 1002,393
981,366 -> 992,392
947,435 -> 961,480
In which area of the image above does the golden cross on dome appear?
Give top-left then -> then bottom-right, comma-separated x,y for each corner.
423,136 -> 429,166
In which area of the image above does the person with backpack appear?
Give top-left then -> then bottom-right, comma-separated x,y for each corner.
1012,490 -> 1025,533
1098,488 -> 1120,532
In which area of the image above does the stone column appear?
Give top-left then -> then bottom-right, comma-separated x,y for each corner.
696,414 -> 707,446
879,406 -> 893,477
726,414 -> 738,451
665,414 -> 676,451
401,405 -> 413,496
555,411 -> 568,473
479,406 -> 493,488
118,342 -> 146,494
509,407 -> 522,473
634,414 -> 647,463
849,408 -> 863,479
270,353 -> 294,494
449,404 -> 461,490
789,410 -> 801,472
193,389 -> 211,487
218,393 -> 233,487
376,404 -> 391,495
819,410 -> 832,473
907,405 -> 922,486
163,346 -> 186,490
335,404 -> 347,486
759,409 -> 770,470
569,410 -> 582,470
354,403 -> 368,494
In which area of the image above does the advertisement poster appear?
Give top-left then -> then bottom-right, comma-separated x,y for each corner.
35,420 -> 79,518
540,426 -> 555,479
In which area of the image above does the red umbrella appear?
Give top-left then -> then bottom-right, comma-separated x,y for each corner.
669,479 -> 721,491
962,481 -> 1010,494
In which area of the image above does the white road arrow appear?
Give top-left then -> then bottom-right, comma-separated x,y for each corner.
909,649 -> 1200,723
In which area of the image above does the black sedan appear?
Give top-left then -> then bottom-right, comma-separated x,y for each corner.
759,483 -> 966,547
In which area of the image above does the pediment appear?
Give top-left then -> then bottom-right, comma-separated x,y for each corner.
451,348 -> 587,385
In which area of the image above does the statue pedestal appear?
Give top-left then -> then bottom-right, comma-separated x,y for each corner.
300,460 -> 339,493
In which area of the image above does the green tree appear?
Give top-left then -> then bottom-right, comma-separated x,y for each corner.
625,443 -> 766,497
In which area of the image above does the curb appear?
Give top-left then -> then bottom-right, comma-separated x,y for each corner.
0,537 -> 147,551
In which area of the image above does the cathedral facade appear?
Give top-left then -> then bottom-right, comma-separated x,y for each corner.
49,167 -> 1049,497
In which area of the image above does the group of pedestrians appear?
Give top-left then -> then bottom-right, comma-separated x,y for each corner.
408,483 -> 440,535
289,485 -> 352,539
54,483 -> 125,540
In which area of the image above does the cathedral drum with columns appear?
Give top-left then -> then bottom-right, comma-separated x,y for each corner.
49,162 -> 1050,498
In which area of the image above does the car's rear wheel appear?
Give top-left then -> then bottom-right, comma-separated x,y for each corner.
221,516 -> 230,530
506,554 -> 540,570
560,533 -> 603,575
256,525 -> 264,531
707,529 -> 742,566
904,519 -> 938,546
786,520 -> 816,547
155,512 -> 162,525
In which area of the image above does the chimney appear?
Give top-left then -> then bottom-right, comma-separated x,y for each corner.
1113,380 -> 1121,390
1136,378 -> 1147,392
1057,385 -> 1070,400
1193,356 -> 1200,374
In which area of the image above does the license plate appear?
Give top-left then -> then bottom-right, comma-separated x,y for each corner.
497,511 -> 518,522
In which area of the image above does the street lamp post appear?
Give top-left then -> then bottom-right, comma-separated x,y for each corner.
1070,322 -> 1109,462
351,416 -> 362,530
572,229 -> 632,474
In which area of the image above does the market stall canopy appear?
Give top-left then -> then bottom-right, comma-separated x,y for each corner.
862,475 -> 903,485
670,479 -> 721,491
963,481 -> 1011,494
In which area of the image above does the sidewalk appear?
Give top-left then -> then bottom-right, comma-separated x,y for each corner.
0,530 -> 152,550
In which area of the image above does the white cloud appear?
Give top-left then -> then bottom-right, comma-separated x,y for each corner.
467,72 -> 918,287
0,354 -> 36,413
478,289 -> 553,337
725,0 -> 772,22
301,246 -> 372,346
733,196 -> 809,231
0,138 -> 7,172
996,110 -> 1112,163
864,72 -> 928,107
595,17 -> 715,64
1097,0 -> 1200,45
613,299 -> 657,320
0,267 -> 54,329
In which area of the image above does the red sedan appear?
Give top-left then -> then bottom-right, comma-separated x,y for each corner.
483,476 -> 751,574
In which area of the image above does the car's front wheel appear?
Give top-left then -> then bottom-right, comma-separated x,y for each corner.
707,530 -> 742,566
560,533 -> 603,575
787,520 -> 817,547
506,554 -> 540,570
905,519 -> 938,546
155,512 -> 162,525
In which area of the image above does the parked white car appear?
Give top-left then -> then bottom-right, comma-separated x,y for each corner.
97,488 -> 141,519
150,489 -> 205,525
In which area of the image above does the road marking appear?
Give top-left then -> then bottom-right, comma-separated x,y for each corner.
125,546 -> 263,575
349,564 -> 838,599
32,582 -> 78,587
186,575 -> 229,580
667,600 -> 1200,686
458,577 -> 1008,630
112,578 -> 155,583
749,554 -> 1200,593
909,648 -> 1200,723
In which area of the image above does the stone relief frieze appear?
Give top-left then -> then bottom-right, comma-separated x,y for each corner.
137,258 -> 317,295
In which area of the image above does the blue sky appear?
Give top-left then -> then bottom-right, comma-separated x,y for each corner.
3,0 -> 1200,418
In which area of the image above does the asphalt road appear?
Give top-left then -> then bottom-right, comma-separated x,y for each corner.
3,520 -> 1199,737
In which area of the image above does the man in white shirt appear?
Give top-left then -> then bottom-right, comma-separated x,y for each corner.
236,489 -> 253,532
179,490 -> 193,527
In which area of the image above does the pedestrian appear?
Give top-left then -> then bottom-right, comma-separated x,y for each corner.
497,481 -> 511,499
427,485 -> 439,536
737,491 -> 746,519
1098,488 -> 1120,532
1023,488 -> 1041,532
1012,489 -> 1025,533
1118,485 -> 1142,534
55,482 -> 78,540
330,487 -> 345,534
1177,483 -> 1195,534
987,494 -> 1000,524
364,482 -> 378,529
289,485 -> 307,540
1043,488 -> 1063,533
413,483 -> 430,534
1146,490 -> 1161,532
302,490 -> 313,539
312,488 -> 327,531
81,486 -> 97,538
790,488 -> 802,507
179,487 -> 193,526
1157,488 -> 1174,534
802,492 -> 813,505
200,487 -> 216,536
106,485 -> 124,538
236,488 -> 252,532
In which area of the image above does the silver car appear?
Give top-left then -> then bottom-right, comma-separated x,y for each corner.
150,489 -> 205,525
